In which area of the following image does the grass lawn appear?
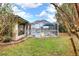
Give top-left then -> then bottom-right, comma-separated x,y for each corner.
0,36 -> 75,56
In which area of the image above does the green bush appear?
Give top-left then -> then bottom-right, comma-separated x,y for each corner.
59,24 -> 67,33
3,36 -> 12,43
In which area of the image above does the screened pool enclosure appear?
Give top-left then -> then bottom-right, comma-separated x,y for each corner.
31,20 -> 59,38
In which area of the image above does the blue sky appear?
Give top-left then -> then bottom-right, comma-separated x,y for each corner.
13,3 -> 57,23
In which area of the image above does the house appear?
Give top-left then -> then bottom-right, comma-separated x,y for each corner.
31,20 -> 59,38
12,15 -> 31,40
0,14 -> 31,42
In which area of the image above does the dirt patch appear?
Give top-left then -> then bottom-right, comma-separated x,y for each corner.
59,33 -> 69,36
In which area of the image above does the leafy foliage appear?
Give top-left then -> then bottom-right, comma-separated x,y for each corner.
52,3 -> 79,56
0,3 -> 15,42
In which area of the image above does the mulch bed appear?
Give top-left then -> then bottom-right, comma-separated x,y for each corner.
0,37 -> 28,46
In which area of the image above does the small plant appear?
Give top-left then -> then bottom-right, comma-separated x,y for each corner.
3,36 -> 12,43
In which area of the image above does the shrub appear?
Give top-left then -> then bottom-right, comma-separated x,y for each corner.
59,24 -> 67,33
3,36 -> 12,43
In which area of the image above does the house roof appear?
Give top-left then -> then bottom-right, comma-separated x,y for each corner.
14,15 -> 29,24
31,20 -> 50,25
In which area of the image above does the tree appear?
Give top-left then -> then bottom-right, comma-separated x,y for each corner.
51,3 -> 79,56
0,3 -> 15,42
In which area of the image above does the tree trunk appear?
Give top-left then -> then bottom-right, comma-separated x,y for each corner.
51,3 -> 78,55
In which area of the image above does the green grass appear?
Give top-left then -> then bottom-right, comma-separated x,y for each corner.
0,36 -> 74,56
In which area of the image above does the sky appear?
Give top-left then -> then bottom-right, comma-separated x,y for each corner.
12,3 -> 57,23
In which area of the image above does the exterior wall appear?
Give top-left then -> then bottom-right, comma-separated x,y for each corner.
12,23 -> 18,40
13,23 -> 27,40
27,24 -> 31,35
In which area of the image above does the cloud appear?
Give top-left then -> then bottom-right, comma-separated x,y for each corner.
36,5 -> 56,22
12,6 -> 33,21
15,11 -> 33,20
46,18 -> 57,23
47,14 -> 57,22
17,3 -> 42,8
12,6 -> 22,14
12,6 -> 26,18
36,4 -> 56,17
12,3 -> 57,23
46,4 -> 56,13
36,10 -> 47,17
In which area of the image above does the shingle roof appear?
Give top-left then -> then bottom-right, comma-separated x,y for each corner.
31,20 -> 50,25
